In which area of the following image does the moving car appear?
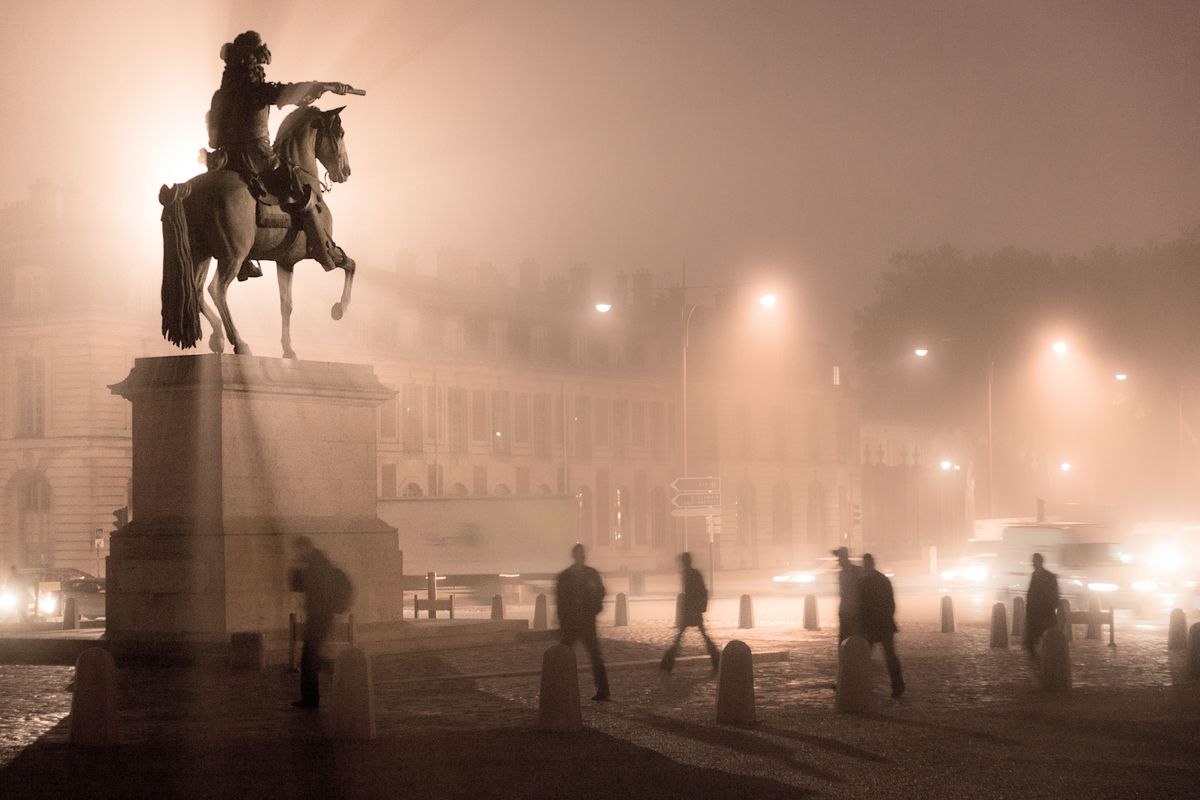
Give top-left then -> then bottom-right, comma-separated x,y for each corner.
0,567 -> 96,621
771,558 -> 841,595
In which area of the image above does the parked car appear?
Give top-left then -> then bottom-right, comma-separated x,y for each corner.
0,567 -> 95,621
60,578 -> 107,620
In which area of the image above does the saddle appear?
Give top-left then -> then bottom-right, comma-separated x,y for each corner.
200,148 -> 304,230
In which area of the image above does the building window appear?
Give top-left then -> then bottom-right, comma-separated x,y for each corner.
614,485 -> 629,548
427,464 -> 441,496
473,465 -> 488,495
471,390 -> 487,442
533,394 -> 550,458
633,471 -> 647,545
425,387 -> 439,446
632,402 -> 646,449
612,400 -> 628,458
832,366 -> 841,386
402,384 -> 423,454
402,481 -> 423,498
14,472 -> 52,567
492,390 -> 510,454
574,396 -> 592,459
576,486 -> 593,547
466,315 -> 489,353
649,402 -> 663,459
380,465 -> 397,498
773,481 -> 792,545
595,398 -> 610,448
16,357 -> 46,438
516,466 -> 530,495
595,469 -> 610,547
737,481 -> 756,548
508,320 -> 530,359
448,388 -> 468,453
514,394 -> 530,444
553,395 -> 563,446
651,486 -> 667,548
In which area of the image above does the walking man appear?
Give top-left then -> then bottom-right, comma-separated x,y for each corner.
858,553 -> 905,697
1023,552 -> 1060,655
555,543 -> 610,701
833,546 -> 862,643
289,536 -> 337,709
660,552 -> 721,673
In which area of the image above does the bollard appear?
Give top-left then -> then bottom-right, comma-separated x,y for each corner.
738,594 -> 755,629
538,643 -> 582,732
1085,597 -> 1101,640
614,593 -> 628,627
1038,626 -> 1071,692
1167,608 -> 1188,651
329,646 -> 376,740
630,573 -> 646,597
62,597 -> 80,631
1186,622 -> 1200,681
491,594 -> 505,620
940,595 -> 955,633
835,636 -> 873,713
288,613 -> 299,673
674,593 -> 686,629
803,594 -> 820,631
1057,599 -> 1074,641
715,640 -> 755,724
533,593 -> 548,630
1011,596 -> 1025,641
70,647 -> 118,747
990,603 -> 1009,648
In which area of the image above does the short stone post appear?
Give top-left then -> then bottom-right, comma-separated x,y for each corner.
69,647 -> 118,747
533,593 -> 548,630
1038,626 -> 1071,692
1057,599 -> 1074,641
62,597 -> 80,630
1011,596 -> 1025,640
614,593 -> 628,627
1085,597 -> 1102,640
538,643 -> 582,732
1186,622 -> 1200,681
990,602 -> 1009,648
329,646 -> 376,740
1168,608 -> 1188,651
490,594 -> 505,620
715,640 -> 755,724
803,594 -> 820,631
738,594 -> 755,629
835,636 -> 873,713
674,593 -> 686,628
940,595 -> 955,633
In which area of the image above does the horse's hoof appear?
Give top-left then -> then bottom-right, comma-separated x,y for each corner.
233,343 -> 253,356
331,303 -> 344,321
283,349 -> 298,360
209,337 -> 225,354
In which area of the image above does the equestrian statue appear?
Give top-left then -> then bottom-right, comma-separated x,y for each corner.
159,30 -> 365,358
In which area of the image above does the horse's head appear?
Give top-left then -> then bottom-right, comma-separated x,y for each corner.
314,106 -> 351,183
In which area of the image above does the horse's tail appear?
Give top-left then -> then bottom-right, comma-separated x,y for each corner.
159,183 -> 202,349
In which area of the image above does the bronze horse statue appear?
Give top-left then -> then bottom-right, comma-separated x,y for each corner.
159,105 -> 354,358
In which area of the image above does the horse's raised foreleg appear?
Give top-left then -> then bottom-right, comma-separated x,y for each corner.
331,265 -> 354,321
277,263 -> 297,359
209,256 -> 252,356
194,257 -> 225,353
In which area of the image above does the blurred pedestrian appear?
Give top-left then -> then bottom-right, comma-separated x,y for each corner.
1023,552 -> 1060,655
858,553 -> 905,698
288,536 -> 341,709
833,546 -> 861,643
660,552 -> 720,673
556,543 -> 610,701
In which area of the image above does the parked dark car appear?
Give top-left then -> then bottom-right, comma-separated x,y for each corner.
60,578 -> 107,620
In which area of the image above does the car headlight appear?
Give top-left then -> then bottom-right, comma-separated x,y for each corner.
964,566 -> 989,584
940,570 -> 956,581
1087,582 -> 1118,593
772,575 -> 790,583
0,591 -> 16,611
37,594 -> 57,615
791,573 -> 816,584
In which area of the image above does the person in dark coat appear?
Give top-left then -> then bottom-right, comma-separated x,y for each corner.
833,546 -> 862,643
857,553 -> 905,698
1023,552 -> 1060,655
289,536 -> 337,709
660,552 -> 720,673
556,543 -> 610,701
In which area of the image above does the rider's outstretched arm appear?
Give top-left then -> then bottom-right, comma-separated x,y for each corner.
275,81 -> 358,107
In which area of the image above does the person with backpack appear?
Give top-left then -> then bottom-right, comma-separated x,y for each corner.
660,551 -> 720,673
288,536 -> 351,709
555,543 -> 610,701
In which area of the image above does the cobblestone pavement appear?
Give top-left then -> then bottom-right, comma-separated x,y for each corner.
0,616 -> 1197,799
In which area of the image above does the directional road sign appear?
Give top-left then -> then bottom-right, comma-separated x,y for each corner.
672,491 -> 721,508
671,476 -> 721,493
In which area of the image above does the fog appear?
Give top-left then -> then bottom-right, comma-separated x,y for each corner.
3,0 -> 1199,352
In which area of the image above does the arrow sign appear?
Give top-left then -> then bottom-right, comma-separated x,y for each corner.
671,476 -> 721,493
672,491 -> 721,508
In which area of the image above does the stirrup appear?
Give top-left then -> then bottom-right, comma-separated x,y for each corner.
237,260 -> 263,281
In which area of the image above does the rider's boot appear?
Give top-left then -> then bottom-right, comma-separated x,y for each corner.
298,204 -> 355,273
237,259 -> 263,281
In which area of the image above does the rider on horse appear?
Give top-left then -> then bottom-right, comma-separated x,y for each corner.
206,30 -> 355,281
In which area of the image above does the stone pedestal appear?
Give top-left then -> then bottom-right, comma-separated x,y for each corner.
107,354 -> 400,648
